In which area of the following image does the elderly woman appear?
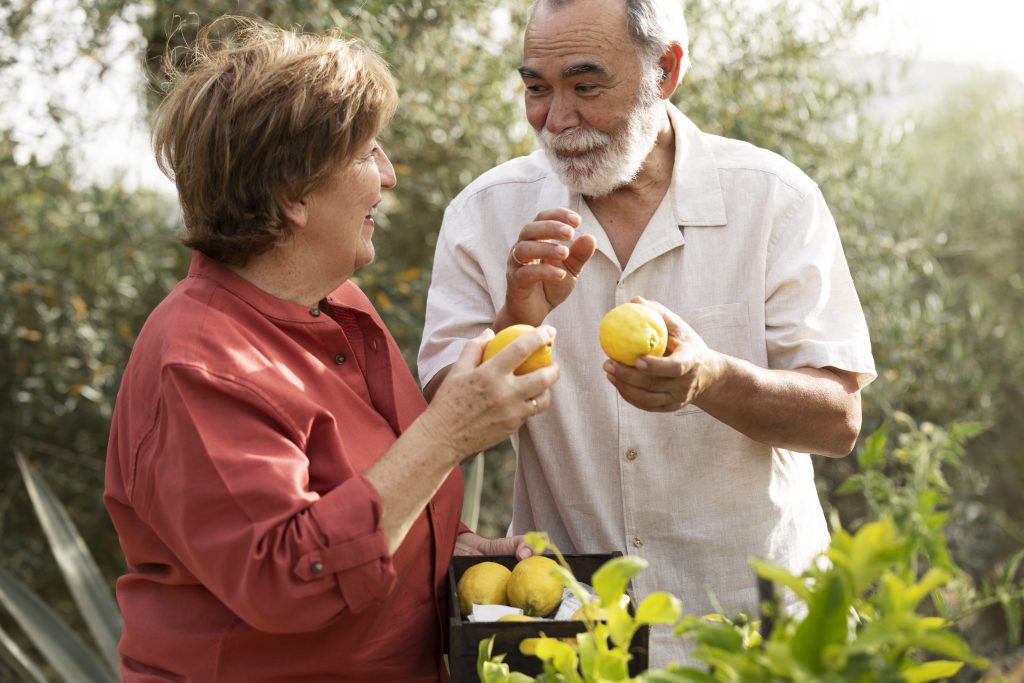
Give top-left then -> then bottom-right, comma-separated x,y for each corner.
104,17 -> 557,682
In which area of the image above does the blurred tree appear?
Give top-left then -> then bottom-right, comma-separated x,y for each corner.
2,0 -> 1023,677
0,130 -> 184,671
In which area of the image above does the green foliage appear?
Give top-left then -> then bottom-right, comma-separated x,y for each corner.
0,131 -> 183,660
481,422 -> 1013,682
0,455 -> 120,682
2,0 -> 1023,676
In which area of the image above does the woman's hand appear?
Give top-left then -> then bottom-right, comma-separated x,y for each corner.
454,531 -> 534,561
421,325 -> 560,464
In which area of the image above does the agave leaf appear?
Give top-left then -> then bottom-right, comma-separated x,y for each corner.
16,452 -> 122,675
0,566 -> 116,682
0,622 -> 49,683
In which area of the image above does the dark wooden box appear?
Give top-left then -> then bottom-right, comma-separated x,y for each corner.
447,553 -> 649,682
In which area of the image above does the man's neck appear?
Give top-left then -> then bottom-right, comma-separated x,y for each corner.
585,117 -> 675,268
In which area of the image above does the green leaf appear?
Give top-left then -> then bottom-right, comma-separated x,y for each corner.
791,573 -> 851,673
533,638 -> 582,682
592,556 -> 647,607
912,631 -> 989,669
902,660 -> 964,682
641,667 -> 718,683
0,566 -> 117,683
636,592 -> 683,625
857,423 -> 889,469
550,565 -> 590,607
593,647 -> 631,680
606,602 -> 637,649
523,532 -> 550,555
750,558 -> 811,602
17,452 -> 122,674
481,661 -> 512,683
0,622 -> 49,683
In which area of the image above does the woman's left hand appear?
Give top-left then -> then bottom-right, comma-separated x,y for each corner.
454,532 -> 533,561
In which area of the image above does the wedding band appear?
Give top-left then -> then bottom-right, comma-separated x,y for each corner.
529,398 -> 539,415
512,247 -> 529,267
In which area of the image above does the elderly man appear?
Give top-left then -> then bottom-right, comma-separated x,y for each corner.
419,0 -> 875,667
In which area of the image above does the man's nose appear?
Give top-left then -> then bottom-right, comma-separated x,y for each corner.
545,93 -> 580,134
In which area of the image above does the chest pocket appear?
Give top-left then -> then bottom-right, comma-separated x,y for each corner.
675,302 -> 751,415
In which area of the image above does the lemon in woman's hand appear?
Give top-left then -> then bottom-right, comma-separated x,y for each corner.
482,324 -> 554,375
599,302 -> 668,366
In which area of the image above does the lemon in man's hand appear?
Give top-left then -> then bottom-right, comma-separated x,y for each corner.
482,324 -> 554,375
457,561 -> 512,616
506,555 -> 563,617
598,302 -> 668,367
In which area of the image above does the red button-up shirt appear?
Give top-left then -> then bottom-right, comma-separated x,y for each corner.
105,252 -> 463,682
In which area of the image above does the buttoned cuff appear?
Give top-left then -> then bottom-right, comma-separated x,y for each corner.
304,475 -> 397,613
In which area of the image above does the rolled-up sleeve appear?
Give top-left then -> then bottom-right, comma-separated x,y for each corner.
764,185 -> 877,389
132,363 -> 397,634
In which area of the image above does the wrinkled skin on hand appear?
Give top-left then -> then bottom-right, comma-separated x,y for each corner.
423,325 -> 560,461
503,207 -> 597,328
603,297 -> 718,413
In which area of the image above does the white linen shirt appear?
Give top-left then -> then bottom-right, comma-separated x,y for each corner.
418,103 -> 876,667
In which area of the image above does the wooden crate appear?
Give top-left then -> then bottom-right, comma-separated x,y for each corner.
447,553 -> 649,682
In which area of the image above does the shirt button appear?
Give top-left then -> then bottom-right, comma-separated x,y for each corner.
309,307 -> 321,317
310,560 -> 324,574
334,353 -> 346,365
632,536 -> 644,549
625,448 -> 638,461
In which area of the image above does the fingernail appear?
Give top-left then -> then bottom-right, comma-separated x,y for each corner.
603,361 -> 613,372
635,358 -> 648,370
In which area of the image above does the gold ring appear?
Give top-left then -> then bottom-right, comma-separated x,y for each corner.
512,247 -> 529,267
530,398 -> 539,415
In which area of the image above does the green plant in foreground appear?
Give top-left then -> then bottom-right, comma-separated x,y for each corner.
477,531 -> 682,683
480,522 -> 990,682
0,453 -> 121,682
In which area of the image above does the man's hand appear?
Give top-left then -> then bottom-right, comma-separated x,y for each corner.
602,297 -> 721,413
499,208 -> 597,328
454,531 -> 534,560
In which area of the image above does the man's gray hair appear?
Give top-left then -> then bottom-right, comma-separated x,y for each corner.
529,0 -> 690,76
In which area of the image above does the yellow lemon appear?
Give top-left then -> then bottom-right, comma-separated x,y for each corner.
482,324 -> 554,375
598,302 -> 668,366
519,636 -> 578,656
457,561 -> 512,616
497,614 -> 536,622
506,555 -> 563,617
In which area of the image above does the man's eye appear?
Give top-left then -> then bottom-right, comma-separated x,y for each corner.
525,85 -> 547,94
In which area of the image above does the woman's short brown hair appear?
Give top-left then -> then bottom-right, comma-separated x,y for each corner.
152,16 -> 398,266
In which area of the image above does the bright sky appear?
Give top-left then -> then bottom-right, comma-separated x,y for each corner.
8,0 -> 1023,193
854,0 -> 1024,79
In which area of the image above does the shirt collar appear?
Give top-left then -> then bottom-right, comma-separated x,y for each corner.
535,102 -> 728,228
187,251 -> 368,323
666,103 -> 728,227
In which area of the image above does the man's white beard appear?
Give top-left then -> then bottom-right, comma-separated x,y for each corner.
537,75 -> 664,198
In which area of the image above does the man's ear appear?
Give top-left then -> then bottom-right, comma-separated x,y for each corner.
279,191 -> 309,230
657,42 -> 686,97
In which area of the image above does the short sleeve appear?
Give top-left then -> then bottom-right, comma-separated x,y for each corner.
418,202 -> 499,387
764,186 -> 876,389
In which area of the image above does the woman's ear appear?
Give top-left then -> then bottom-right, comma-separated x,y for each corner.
279,191 -> 309,230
